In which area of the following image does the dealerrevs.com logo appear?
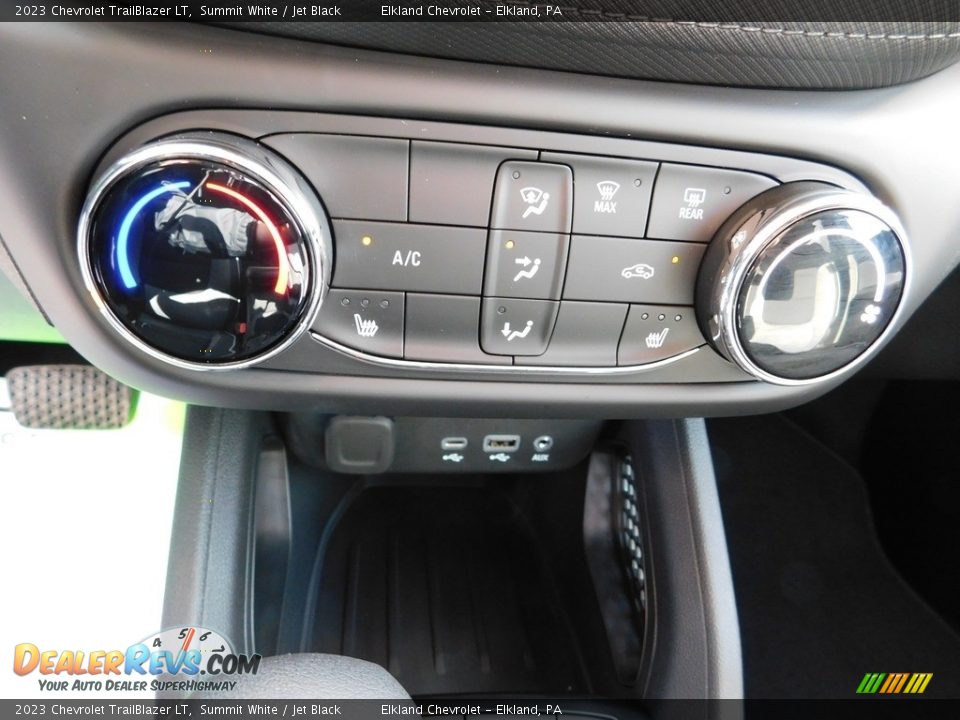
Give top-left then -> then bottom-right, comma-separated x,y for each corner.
13,626 -> 260,694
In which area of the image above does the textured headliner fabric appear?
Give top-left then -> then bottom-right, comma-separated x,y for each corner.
221,19 -> 960,89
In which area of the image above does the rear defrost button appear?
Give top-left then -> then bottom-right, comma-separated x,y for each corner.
647,164 -> 777,242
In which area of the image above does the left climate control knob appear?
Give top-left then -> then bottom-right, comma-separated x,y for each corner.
78,133 -> 330,369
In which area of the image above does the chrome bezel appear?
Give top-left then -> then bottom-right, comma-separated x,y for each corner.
77,133 -> 331,372
309,331 -> 705,375
707,184 -> 911,387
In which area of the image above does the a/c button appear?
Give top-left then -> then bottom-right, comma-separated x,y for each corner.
332,220 -> 486,295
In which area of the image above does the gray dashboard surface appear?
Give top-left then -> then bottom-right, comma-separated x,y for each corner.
226,19 -> 960,90
0,23 -> 958,416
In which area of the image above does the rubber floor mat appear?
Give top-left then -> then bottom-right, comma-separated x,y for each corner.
709,415 -> 960,699
306,485 -> 589,696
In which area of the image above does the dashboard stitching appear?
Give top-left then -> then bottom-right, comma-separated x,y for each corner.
486,5 -> 960,40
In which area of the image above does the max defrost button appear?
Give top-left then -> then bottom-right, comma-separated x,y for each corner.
618,305 -> 704,365
332,220 -> 486,295
312,289 -> 404,358
491,161 -> 573,233
481,298 -> 559,356
648,164 -> 777,242
542,153 -> 658,238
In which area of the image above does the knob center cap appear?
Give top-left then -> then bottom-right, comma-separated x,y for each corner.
696,182 -> 909,385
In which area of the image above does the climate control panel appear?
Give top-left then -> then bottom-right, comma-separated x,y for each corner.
76,114 -> 910,390
263,133 -> 778,371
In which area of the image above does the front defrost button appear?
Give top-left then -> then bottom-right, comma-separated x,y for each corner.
491,161 -> 573,233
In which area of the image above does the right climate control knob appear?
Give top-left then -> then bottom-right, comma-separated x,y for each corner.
696,182 -> 909,385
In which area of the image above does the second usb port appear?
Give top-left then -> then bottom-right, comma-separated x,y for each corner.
482,434 -> 521,453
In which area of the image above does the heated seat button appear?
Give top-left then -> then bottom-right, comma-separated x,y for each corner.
332,221 -> 486,295
405,294 -> 509,365
491,161 -> 573,233
410,142 -> 536,227
517,301 -> 628,367
542,152 -> 658,238
312,289 -> 404,358
648,164 -> 777,242
564,237 -> 705,305
484,230 -> 569,300
618,305 -> 704,365
481,297 -> 559,356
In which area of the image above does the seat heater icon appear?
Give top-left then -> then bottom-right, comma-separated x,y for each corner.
520,187 -> 550,219
354,313 -> 379,338
645,328 -> 670,349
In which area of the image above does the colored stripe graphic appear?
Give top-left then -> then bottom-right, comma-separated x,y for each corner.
857,672 -> 932,694
204,182 -> 289,295
117,181 -> 191,289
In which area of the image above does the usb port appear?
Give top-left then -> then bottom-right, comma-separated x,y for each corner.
482,434 -> 521,453
440,437 -> 468,451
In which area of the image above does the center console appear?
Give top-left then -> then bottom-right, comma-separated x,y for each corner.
69,112 -> 910,419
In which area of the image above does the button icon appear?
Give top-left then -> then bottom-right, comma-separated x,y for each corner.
520,187 -> 550,219
680,187 -> 707,220
501,320 -> 534,341
354,314 -> 379,338
860,304 -> 881,325
645,328 -> 670,349
621,263 -> 656,280
684,187 -> 707,207
391,249 -> 422,267
513,256 -> 542,282
594,180 -> 620,214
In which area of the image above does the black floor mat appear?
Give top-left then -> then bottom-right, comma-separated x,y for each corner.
862,381 -> 960,634
305,485 -> 590,697
709,414 -> 960,699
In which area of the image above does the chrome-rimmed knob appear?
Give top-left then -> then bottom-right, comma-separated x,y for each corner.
696,181 -> 909,386
78,133 -> 331,370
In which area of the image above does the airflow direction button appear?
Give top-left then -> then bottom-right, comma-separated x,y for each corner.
480,297 -> 559,356
491,161 -> 573,233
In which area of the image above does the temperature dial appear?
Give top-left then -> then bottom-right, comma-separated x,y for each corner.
696,182 -> 908,385
78,133 -> 330,369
